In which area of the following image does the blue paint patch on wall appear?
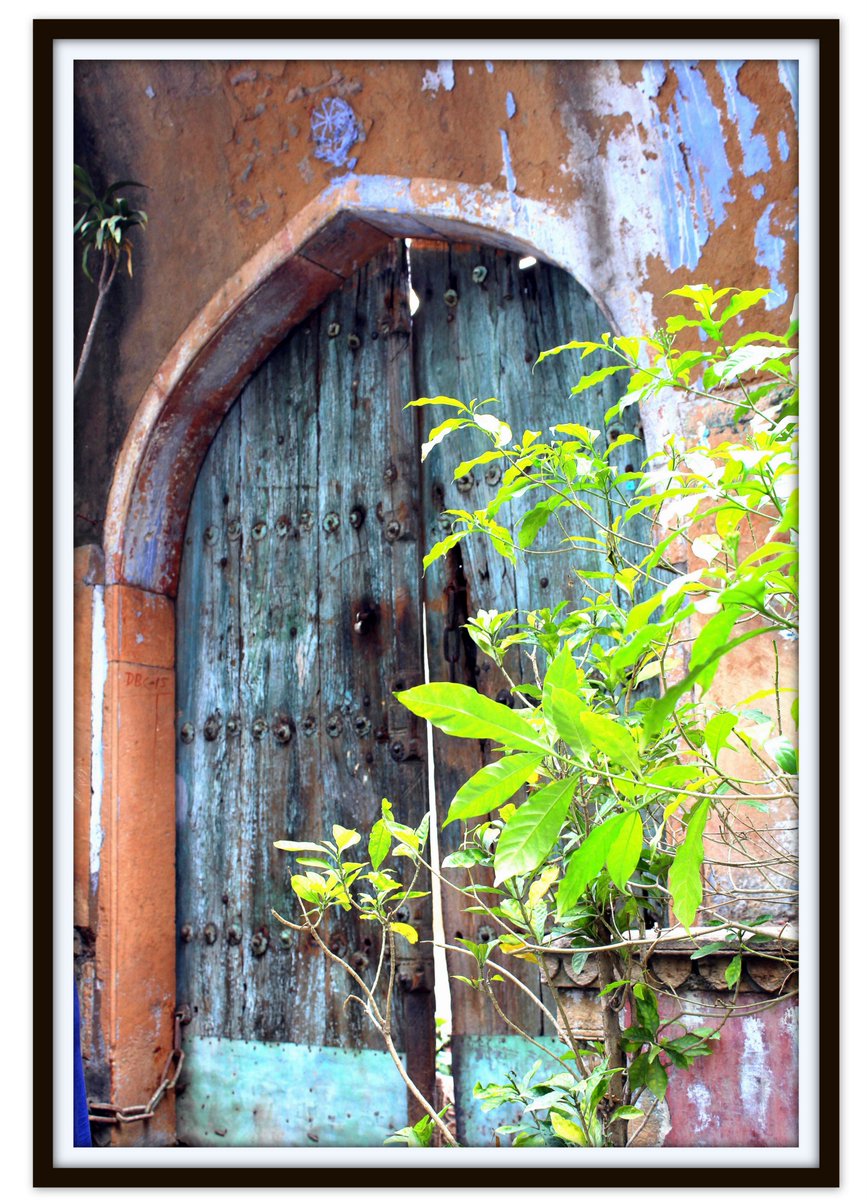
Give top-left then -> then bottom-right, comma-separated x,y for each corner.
641,61 -> 734,272
778,130 -> 790,163
638,61 -> 668,99
717,61 -> 772,178
778,61 -> 799,126
505,90 -> 516,119
752,183 -> 765,200
754,203 -> 788,310
311,97 -> 363,168
499,128 -> 517,193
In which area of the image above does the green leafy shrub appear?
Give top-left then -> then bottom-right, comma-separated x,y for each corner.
274,284 -> 799,1147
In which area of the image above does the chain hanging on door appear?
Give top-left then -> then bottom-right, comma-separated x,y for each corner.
88,1007 -> 190,1126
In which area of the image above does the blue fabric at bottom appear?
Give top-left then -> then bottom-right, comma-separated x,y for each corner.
74,978 -> 92,1147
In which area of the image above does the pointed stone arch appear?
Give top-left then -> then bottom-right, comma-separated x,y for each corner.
93,175 -> 634,1143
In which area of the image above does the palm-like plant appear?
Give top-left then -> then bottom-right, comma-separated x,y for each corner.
73,164 -> 148,396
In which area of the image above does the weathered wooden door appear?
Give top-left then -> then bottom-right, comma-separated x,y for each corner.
175,238 -> 645,1147
175,243 -> 434,1147
411,242 -> 647,1145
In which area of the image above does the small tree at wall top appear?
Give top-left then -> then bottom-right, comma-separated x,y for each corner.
73,164 -> 148,397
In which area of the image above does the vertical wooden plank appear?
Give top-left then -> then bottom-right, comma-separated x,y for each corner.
411,242 -> 649,1143
176,400 -> 243,1044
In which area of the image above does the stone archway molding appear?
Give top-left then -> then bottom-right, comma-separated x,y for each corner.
104,174 -> 627,599
92,175 -> 631,1144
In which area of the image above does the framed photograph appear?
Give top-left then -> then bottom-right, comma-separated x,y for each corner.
39,15 -> 839,1186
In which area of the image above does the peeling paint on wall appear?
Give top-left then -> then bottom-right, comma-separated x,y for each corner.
777,61 -> 799,125
505,90 -> 516,119
654,62 -> 734,271
421,61 -> 455,94
499,128 -> 517,193
755,202 -> 788,309
90,585 -> 107,880
717,61 -> 772,177
687,1079 -> 718,1134
778,129 -> 790,163
739,1017 -> 772,1136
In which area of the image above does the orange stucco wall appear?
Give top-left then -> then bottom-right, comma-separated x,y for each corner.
73,55 -> 800,1144
74,56 -> 798,543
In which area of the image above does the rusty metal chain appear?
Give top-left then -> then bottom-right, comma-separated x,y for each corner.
88,1008 -> 189,1126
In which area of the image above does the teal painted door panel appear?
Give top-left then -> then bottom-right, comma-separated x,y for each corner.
453,1034 -> 565,1147
177,1037 -> 408,1147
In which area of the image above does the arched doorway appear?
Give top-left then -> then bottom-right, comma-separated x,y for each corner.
95,183 -> 647,1146
171,238 -> 644,1146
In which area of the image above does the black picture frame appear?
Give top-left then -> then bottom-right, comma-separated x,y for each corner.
36,16 -> 840,1188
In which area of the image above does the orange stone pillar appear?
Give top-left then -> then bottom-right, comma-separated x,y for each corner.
96,584 -> 177,1145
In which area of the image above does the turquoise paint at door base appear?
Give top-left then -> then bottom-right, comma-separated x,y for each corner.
453,1034 -> 564,1147
177,1037 -> 408,1146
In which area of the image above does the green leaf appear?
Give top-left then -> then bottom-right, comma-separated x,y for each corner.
453,449 -> 503,478
391,922 -> 418,944
290,875 -> 322,904
274,840 -> 328,854
368,819 -> 391,870
405,394 -> 468,411
550,1111 -> 587,1145
606,810 -> 644,891
633,981 -> 660,1038
624,591 -> 665,635
556,814 -> 625,914
645,1056 -> 669,1100
423,530 -> 468,572
547,686 -> 592,757
628,1050 -> 669,1100
493,776 -> 578,884
444,753 -> 544,826
725,954 -> 742,988
570,365 -> 629,394
517,495 -> 568,549
717,288 -> 771,324
690,608 -> 738,692
474,412 -> 512,446
716,344 -> 792,382
705,712 -> 738,763
579,711 -> 641,774
396,683 -> 548,753
642,625 -> 766,745
690,941 -> 735,959
669,797 -> 711,927
610,1105 -> 645,1121
422,417 -> 466,462
535,340 -> 602,366
441,847 -> 487,869
766,735 -> 798,774
773,488 -> 799,537
332,824 -> 361,853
